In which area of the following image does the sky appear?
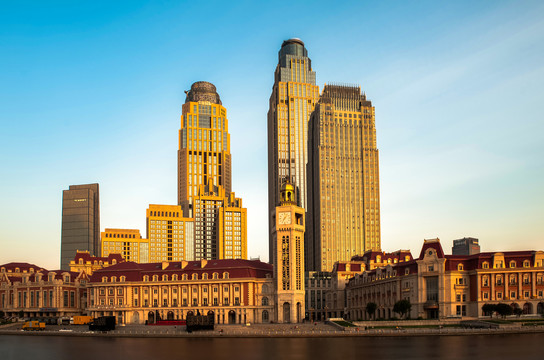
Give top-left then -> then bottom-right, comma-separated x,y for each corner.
1,0 -> 543,269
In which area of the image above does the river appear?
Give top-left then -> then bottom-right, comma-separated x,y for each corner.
0,333 -> 543,360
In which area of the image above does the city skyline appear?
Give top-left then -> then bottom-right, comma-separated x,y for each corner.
1,1 -> 543,269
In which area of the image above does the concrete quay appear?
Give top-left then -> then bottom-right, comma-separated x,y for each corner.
1,321 -> 544,338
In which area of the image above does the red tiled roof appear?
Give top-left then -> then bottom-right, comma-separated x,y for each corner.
73,252 -> 124,264
90,259 -> 273,283
419,239 -> 445,259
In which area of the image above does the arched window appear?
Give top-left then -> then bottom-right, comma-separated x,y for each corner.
111,276 -> 116,283
458,264 -> 464,271
79,258 -> 83,265
213,272 -> 219,279
153,275 -> 159,282
102,277 -> 107,283
376,256 -> 381,263
524,260 -> 531,268
482,262 -> 489,269
262,284 -> 269,293
162,275 -> 168,281
172,274 -> 178,281
203,273 -> 208,280
120,276 -> 126,282
192,273 -> 198,280
510,261 -> 516,268
182,274 -> 188,281
223,272 -> 229,279
510,274 -> 517,285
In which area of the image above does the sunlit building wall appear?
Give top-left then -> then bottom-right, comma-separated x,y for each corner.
146,205 -> 194,262
307,84 -> 381,271
178,82 -> 232,218
101,229 -> 149,263
267,38 -> 320,263
194,182 -> 247,260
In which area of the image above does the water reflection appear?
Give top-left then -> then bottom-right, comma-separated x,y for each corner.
0,334 -> 542,360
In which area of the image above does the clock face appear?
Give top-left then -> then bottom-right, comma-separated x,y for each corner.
278,211 -> 291,225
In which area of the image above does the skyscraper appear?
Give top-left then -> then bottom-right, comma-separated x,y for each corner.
177,81 -> 246,260
178,81 -> 231,218
267,38 -> 319,263
60,183 -> 100,270
306,84 -> 381,271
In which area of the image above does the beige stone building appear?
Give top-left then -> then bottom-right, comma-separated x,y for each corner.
345,239 -> 544,320
87,259 -> 274,325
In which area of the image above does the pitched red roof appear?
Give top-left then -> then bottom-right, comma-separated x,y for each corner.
90,259 -> 273,283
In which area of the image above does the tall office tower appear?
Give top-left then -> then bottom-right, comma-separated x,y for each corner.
146,205 -> 194,262
194,181 -> 247,260
60,183 -> 100,270
178,81 -> 231,218
272,180 -> 305,323
306,84 -> 381,272
267,38 -> 319,263
101,229 -> 149,263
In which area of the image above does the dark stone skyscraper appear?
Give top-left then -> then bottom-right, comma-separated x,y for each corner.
60,183 -> 100,270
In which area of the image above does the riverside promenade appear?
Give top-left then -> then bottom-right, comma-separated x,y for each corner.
1,321 -> 544,338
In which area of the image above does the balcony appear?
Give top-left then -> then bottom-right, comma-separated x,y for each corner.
454,284 -> 468,290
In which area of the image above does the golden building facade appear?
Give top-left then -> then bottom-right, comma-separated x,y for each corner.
0,262 -> 88,323
307,84 -> 381,271
345,239 -> 544,320
146,204 -> 194,262
178,82 -> 232,218
272,180 -> 305,323
87,259 -> 274,325
101,229 -> 149,263
70,251 -> 124,276
194,182 -> 247,260
268,38 -> 319,262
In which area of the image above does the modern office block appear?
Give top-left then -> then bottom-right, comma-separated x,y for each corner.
60,183 -> 100,270
193,181 -> 247,260
146,204 -> 194,262
101,229 -> 149,263
306,84 -> 381,271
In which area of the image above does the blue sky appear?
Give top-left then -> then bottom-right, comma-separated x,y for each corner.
1,1 -> 543,269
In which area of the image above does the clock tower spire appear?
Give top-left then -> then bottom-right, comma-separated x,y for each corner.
272,178 -> 305,323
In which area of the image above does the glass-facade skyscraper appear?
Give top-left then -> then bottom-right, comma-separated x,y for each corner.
267,39 -> 319,263
60,183 -> 100,270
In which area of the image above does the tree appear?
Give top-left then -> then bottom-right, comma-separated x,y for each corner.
18,310 -> 24,319
513,307 -> 523,317
393,300 -> 412,319
366,302 -> 377,320
482,304 -> 496,318
0,310 -> 4,319
495,303 -> 513,318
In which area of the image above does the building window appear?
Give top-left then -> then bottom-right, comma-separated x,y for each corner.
523,260 -> 530,268
223,297 -> 229,305
457,264 -> 463,271
510,261 -> 516,268
482,262 -> 489,269
511,292 -> 516,299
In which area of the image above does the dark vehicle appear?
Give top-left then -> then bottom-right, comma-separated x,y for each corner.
88,316 -> 116,331
186,313 -> 214,332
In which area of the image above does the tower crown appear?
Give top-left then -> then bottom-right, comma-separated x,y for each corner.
184,81 -> 222,105
280,179 -> 296,205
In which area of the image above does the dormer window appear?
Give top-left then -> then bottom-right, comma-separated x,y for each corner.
102,277 -> 107,283
153,275 -> 159,281
172,274 -> 178,281
482,262 -> 489,269
143,275 -> 149,282
120,276 -> 126,282
182,274 -> 188,281
510,261 -> 516,268
523,260 -> 530,268
213,272 -> 219,279
192,273 -> 198,280
111,276 -> 116,283
223,272 -> 229,279
458,264 -> 464,271
79,259 -> 83,265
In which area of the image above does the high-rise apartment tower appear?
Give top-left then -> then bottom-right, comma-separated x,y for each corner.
306,84 -> 381,271
267,38 -> 319,262
60,183 -> 100,270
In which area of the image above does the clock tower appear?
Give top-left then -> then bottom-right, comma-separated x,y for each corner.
272,179 -> 305,323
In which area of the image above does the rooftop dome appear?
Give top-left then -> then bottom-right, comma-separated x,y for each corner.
184,81 -> 222,105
